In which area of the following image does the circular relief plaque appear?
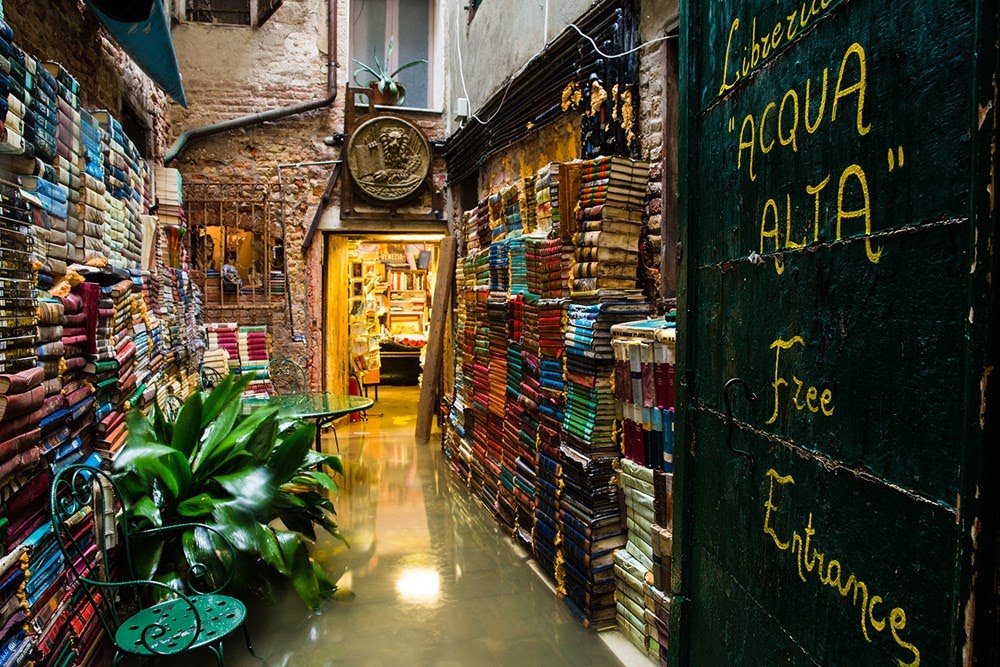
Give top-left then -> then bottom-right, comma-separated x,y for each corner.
346,116 -> 431,204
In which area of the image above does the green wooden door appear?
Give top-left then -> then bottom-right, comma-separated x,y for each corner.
675,0 -> 998,664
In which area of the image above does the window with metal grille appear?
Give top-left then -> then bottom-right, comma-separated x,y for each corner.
185,0 -> 283,26
184,183 -> 286,312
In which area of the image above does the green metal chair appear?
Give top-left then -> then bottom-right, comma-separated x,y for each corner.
199,365 -> 225,391
267,357 -> 306,395
162,393 -> 184,421
50,464 -> 258,666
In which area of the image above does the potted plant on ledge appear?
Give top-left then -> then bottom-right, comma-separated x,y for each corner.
352,36 -> 427,106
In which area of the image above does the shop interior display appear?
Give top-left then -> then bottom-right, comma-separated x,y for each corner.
347,241 -> 438,387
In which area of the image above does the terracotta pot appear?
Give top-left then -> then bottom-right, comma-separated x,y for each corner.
368,82 -> 404,106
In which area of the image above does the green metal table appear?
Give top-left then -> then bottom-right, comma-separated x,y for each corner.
244,392 -> 374,452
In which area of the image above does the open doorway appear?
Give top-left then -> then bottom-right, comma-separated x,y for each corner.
336,236 -> 442,414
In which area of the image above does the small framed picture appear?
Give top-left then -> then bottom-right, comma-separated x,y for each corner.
351,281 -> 364,297
352,262 -> 364,279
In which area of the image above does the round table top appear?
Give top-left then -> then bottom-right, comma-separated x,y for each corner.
247,392 -> 374,420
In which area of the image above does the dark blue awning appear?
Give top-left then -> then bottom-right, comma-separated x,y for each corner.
83,0 -> 187,107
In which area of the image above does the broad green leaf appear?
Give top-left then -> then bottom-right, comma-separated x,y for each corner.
211,503 -> 260,552
273,491 -> 307,509
275,531 -> 321,611
278,510 -> 316,540
171,392 -> 203,458
200,373 -> 253,427
259,527 -> 289,576
197,395 -> 242,461
177,493 -> 225,518
231,414 -> 277,469
193,407 -> 279,478
303,450 -> 343,474
183,526 -> 228,591
292,471 -> 339,494
214,468 -> 276,511
267,420 -> 315,484
313,561 -> 337,599
151,400 -> 171,444
126,408 -> 156,448
114,444 -> 187,499
129,495 -> 162,527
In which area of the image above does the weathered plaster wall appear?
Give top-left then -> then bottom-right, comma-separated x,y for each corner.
4,0 -> 170,158
447,0 -> 593,130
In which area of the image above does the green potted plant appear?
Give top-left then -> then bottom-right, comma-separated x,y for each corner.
352,36 -> 427,106
113,374 -> 346,610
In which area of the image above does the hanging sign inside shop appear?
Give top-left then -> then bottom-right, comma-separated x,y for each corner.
346,116 -> 431,204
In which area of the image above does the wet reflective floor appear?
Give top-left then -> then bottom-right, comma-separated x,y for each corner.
221,386 -> 628,666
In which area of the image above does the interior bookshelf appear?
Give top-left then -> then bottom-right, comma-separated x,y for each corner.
349,260 -> 382,383
386,269 -> 427,335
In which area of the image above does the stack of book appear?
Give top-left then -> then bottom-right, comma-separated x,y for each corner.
525,235 -> 571,300
42,61 -> 83,267
207,323 -> 240,374
468,288 -> 491,508
488,192 -> 504,242
534,162 -> 561,236
93,110 -> 143,268
269,269 -> 285,297
22,452 -> 105,665
558,295 -> 651,627
81,111 -> 109,264
46,286 -> 94,474
26,53 -> 58,173
0,523 -> 31,663
614,545 -> 651,653
508,235 -> 527,295
0,20 -> 27,156
556,440 -> 625,628
489,238 -> 509,293
125,271 -> 156,414
473,198 -> 491,250
238,325 -> 271,397
618,458 -> 656,575
154,166 -> 183,225
84,281 -> 118,459
484,292 -> 508,524
647,469 -> 674,663
502,184 -> 522,237
611,320 -> 676,469
572,156 -> 648,297
519,176 -> 536,233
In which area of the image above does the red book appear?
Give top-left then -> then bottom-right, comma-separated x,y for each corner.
0,384 -> 46,420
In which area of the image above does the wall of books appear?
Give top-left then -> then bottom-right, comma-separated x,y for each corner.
443,155 -> 676,661
0,15 -> 204,664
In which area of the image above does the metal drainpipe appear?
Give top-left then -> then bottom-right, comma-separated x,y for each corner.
164,0 -> 339,164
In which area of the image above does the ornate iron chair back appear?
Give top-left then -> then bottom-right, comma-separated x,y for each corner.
267,358 -> 306,395
50,464 -> 255,665
199,365 -> 225,391
162,393 -> 184,421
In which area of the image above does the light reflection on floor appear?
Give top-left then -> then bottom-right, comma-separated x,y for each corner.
218,386 -> 624,666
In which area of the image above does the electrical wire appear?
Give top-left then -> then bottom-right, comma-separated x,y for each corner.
566,22 -> 677,59
454,6 -> 677,129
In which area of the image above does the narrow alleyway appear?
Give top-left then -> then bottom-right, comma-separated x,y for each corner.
218,387 -> 639,666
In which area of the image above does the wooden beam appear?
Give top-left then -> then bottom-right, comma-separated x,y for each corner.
415,236 -> 457,444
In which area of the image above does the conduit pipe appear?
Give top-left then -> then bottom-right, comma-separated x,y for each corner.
164,0 -> 339,163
